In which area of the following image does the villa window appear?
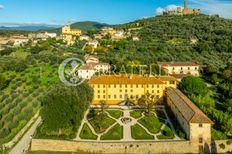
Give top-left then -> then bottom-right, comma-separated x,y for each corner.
136,84 -> 139,88
199,137 -> 203,143
157,85 -> 160,88
120,89 -> 122,92
188,67 -> 190,70
125,89 -> 128,93
125,84 -> 127,88
141,85 -> 144,88
103,95 -> 105,99
199,123 -> 203,127
103,90 -> 105,93
103,85 -> 105,88
114,95 -> 117,99
120,95 -> 122,98
131,89 -> 133,92
98,95 -> 100,99
152,85 -> 154,88
120,84 -> 122,88
114,84 -> 116,88
170,81 -> 175,84
131,84 -> 133,88
181,67 -> 183,70
152,90 -> 154,93
136,95 -> 139,99
108,95 -> 111,99
173,67 -> 175,70
108,84 -> 111,88
147,85 -> 149,88
157,90 -> 160,93
147,90 -> 149,93
98,85 -> 100,88
98,90 -> 100,93
195,67 -> 198,70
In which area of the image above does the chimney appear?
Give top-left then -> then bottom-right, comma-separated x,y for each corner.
184,0 -> 188,9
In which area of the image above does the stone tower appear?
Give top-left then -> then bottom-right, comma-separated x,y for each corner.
184,0 -> 188,9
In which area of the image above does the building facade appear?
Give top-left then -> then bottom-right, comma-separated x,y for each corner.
163,0 -> 201,16
89,75 -> 177,105
158,61 -> 200,81
166,88 -> 213,153
62,25 -> 82,36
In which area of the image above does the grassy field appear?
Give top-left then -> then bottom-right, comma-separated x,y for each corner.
101,124 -> 123,140
138,114 -> 165,134
88,113 -> 116,133
157,124 -> 175,139
79,123 -> 97,140
130,110 -> 143,119
131,124 -> 154,140
106,110 -> 124,119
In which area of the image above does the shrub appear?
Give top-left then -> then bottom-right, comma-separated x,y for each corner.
219,143 -> 225,149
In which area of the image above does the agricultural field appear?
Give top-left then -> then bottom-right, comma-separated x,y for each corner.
0,63 -> 59,144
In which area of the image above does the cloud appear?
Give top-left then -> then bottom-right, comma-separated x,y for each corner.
155,5 -> 182,15
0,4 -> 4,9
189,0 -> 232,19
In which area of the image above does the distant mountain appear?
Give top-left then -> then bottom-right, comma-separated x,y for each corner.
70,21 -> 108,31
0,21 -> 108,34
0,25 -> 59,31
48,21 -> 109,34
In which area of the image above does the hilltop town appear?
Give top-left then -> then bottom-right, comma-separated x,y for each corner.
0,1 -> 232,154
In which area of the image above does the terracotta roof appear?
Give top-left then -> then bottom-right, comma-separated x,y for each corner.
156,76 -> 176,81
89,75 -> 166,84
79,63 -> 110,70
157,61 -> 199,67
171,74 -> 191,79
166,88 -> 213,124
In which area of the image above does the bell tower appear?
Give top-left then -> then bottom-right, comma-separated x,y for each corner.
184,0 -> 188,9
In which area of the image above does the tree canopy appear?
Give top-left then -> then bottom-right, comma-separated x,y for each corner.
40,82 -> 93,138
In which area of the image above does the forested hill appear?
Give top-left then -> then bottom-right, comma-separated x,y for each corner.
101,14 -> 232,72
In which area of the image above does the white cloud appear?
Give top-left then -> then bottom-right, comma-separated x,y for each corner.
189,0 -> 232,19
0,4 -> 4,9
155,5 -> 182,15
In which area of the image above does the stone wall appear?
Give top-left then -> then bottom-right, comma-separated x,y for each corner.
211,140 -> 232,153
31,139 -> 192,153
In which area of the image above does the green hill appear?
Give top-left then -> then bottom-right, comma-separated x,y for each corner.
48,21 -> 108,34
70,21 -> 108,31
99,14 -> 232,70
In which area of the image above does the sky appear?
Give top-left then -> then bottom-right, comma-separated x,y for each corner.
0,0 -> 232,26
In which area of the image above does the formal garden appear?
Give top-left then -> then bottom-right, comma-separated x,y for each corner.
76,106 -> 183,141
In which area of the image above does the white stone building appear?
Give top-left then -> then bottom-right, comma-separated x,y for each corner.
80,35 -> 91,41
77,56 -> 110,79
158,61 -> 200,81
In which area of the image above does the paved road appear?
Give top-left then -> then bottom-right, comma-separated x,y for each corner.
9,117 -> 42,154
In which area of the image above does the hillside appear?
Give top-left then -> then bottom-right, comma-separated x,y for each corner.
98,14 -> 232,71
48,21 -> 108,34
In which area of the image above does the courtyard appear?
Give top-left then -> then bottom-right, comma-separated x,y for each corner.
74,105 -> 182,141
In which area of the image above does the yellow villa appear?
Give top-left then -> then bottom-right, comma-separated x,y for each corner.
89,75 -> 177,105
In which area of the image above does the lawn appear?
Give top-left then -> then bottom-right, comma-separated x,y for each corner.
156,110 -> 167,120
101,124 -> 123,140
106,110 -> 124,119
157,124 -> 175,139
130,110 -> 143,119
89,113 -> 116,133
138,114 -> 165,134
131,124 -> 154,140
79,123 -> 97,140
29,151 -> 90,154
